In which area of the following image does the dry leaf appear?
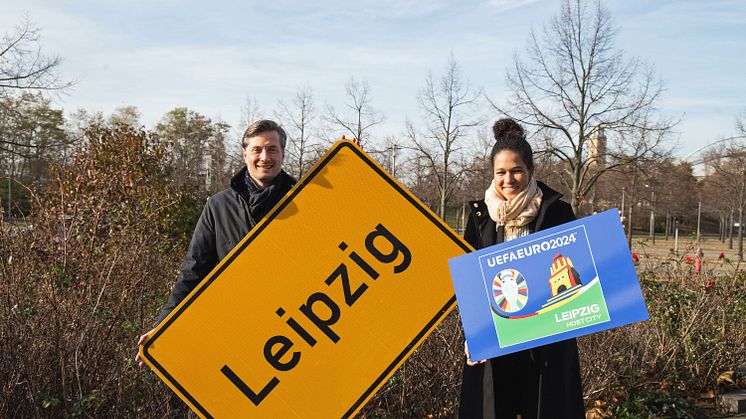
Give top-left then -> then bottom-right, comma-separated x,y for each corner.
698,390 -> 716,399
717,371 -> 735,386
660,380 -> 672,392
586,407 -> 607,419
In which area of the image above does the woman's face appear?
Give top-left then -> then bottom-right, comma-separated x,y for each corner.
493,150 -> 532,200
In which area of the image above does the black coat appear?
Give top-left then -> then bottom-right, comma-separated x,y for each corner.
458,181 -> 585,419
156,168 -> 295,323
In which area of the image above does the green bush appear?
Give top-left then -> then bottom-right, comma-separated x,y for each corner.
0,125 -> 200,417
579,267 -> 746,417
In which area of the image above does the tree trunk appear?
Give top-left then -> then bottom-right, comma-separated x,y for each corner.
298,125 -> 305,178
720,215 -> 724,242
571,157 -> 583,215
438,191 -> 447,220
570,194 -> 579,215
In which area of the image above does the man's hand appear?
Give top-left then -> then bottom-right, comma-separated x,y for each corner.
135,328 -> 155,369
340,135 -> 361,148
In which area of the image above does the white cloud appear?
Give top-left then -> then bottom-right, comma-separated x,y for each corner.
483,0 -> 542,13
3,0 -> 745,157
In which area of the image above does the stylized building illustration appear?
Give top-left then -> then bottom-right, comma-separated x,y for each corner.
548,253 -> 582,296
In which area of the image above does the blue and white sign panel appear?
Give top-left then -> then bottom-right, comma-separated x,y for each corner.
449,209 -> 648,361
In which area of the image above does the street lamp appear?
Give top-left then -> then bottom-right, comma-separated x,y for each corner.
650,189 -> 656,244
389,144 -> 400,178
643,184 -> 656,244
697,201 -> 702,243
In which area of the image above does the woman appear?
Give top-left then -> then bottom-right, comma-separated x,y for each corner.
458,118 -> 584,419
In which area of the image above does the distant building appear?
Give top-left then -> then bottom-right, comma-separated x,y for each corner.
588,127 -> 607,169
548,253 -> 582,296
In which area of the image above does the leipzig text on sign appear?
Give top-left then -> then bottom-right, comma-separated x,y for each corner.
139,141 -> 470,418
449,209 -> 648,361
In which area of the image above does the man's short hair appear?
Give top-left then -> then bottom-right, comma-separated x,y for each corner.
242,119 -> 287,149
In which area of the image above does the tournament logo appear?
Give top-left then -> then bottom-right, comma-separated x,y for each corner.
478,226 -> 611,347
491,268 -> 528,314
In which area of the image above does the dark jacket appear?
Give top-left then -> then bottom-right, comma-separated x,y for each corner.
458,181 -> 585,419
156,168 -> 296,323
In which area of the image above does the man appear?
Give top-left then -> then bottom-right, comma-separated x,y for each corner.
135,119 -> 296,368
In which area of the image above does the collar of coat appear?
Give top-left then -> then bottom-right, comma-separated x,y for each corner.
229,166 -> 296,197
468,180 -> 563,233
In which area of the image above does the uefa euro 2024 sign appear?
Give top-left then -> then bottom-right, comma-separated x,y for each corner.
449,209 -> 649,361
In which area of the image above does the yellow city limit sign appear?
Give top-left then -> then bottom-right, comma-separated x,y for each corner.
139,140 -> 471,418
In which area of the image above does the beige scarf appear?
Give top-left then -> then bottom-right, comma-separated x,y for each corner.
484,177 -> 543,241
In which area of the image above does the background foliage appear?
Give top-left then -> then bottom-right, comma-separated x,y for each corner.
1,126 -> 743,417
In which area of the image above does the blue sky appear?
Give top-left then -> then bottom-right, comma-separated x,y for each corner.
2,0 -> 745,160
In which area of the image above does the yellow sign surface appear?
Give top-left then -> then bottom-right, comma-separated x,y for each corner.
140,141 -> 470,418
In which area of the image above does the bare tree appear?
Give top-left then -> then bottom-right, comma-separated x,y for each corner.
1,17 -> 72,95
409,55 -> 481,219
0,93 -> 68,216
695,114 -> 746,249
700,150 -> 735,245
373,135 -> 405,179
458,128 -> 496,200
491,0 -> 674,214
0,17 -> 73,181
737,108 -> 746,140
108,106 -> 142,128
703,143 -> 746,260
326,77 -> 384,147
236,95 -> 262,136
155,107 -> 219,195
277,85 -> 317,178
226,95 -> 263,172
401,152 -> 439,210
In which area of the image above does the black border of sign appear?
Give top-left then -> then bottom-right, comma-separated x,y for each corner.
142,142 -> 471,418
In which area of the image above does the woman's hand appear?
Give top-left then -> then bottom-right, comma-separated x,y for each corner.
465,341 -> 486,366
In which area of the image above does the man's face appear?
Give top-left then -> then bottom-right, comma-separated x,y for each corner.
243,131 -> 284,189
